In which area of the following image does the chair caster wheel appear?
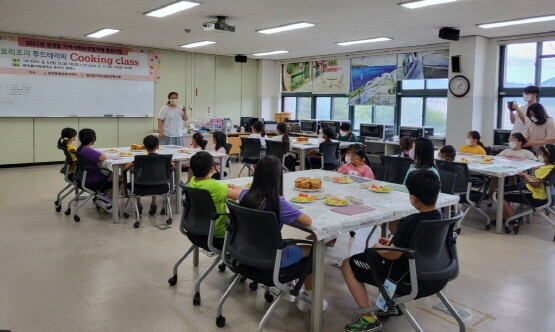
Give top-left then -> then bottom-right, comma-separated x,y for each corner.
249,282 -> 258,291
54,200 -> 59,206
455,228 -> 461,235
65,208 -> 71,216
193,292 -> 201,306
55,205 -> 62,212
123,212 -> 129,218
485,224 -> 491,231
504,226 -> 511,234
96,206 -> 100,210
240,276 -> 247,283
349,231 -> 356,237
133,222 -> 140,228
168,275 -> 177,286
216,315 -> 226,328
264,293 -> 274,303
218,264 -> 226,272
166,218 -> 172,225
513,225 -> 520,235
74,215 -> 80,222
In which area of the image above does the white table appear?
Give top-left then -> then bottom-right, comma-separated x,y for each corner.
454,153 -> 542,233
99,146 -> 227,224
291,139 -> 356,170
221,170 -> 459,332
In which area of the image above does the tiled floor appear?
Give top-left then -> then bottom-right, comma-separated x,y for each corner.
1,163 -> 554,331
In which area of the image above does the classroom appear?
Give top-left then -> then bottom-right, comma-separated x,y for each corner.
0,1 -> 554,331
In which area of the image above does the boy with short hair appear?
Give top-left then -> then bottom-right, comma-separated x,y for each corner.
338,122 -> 358,142
342,169 -> 442,332
438,145 -> 456,162
124,135 -> 168,215
188,151 -> 242,241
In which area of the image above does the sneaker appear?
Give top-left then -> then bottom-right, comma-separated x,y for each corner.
296,292 -> 328,312
149,203 -> 157,215
376,305 -> 401,317
344,316 -> 382,332
137,203 -> 143,215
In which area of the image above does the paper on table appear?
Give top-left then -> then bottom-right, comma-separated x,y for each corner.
391,185 -> 409,193
330,205 -> 375,216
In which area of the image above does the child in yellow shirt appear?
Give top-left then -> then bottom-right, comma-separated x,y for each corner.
458,131 -> 486,155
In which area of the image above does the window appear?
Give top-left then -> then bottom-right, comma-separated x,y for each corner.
498,40 -> 555,128
331,97 -> 349,120
297,97 -> 312,119
398,80 -> 448,135
374,106 -> 395,125
400,97 -> 423,126
402,80 -> 424,89
353,105 -> 373,131
283,97 -> 297,119
316,97 -> 331,120
424,97 -> 448,135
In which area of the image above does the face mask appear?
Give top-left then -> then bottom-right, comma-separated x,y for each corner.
340,131 -> 347,137
523,94 -> 532,102
538,155 -> 545,163
408,149 -> 415,160
345,155 -> 352,164
530,116 -> 538,123
465,138 -> 472,145
169,99 -> 178,105
508,141 -> 517,149
437,154 -> 444,161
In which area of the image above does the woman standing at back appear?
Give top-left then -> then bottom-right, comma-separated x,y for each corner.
157,92 -> 188,146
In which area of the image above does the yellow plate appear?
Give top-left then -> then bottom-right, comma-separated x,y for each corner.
370,187 -> 392,193
323,198 -> 349,206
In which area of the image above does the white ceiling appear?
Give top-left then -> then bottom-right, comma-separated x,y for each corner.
1,0 -> 554,60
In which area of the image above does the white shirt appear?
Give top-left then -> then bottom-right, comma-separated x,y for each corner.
157,105 -> 185,137
511,104 -> 530,135
248,133 -> 266,147
498,148 -> 536,160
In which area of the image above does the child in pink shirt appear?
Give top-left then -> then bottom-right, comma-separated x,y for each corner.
338,145 -> 375,179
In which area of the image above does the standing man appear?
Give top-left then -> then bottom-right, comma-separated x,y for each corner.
509,85 -> 540,135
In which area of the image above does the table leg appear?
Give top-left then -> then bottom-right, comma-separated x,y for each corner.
299,149 -> 306,171
311,239 -> 325,332
111,164 -> 120,224
176,161 -> 182,214
496,175 -> 504,233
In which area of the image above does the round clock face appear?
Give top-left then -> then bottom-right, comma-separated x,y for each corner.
449,75 -> 470,97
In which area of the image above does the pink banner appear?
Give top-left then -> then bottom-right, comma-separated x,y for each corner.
18,37 -> 128,55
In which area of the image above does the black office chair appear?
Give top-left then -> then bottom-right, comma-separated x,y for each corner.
168,184 -> 228,305
307,141 -> 340,170
436,160 -> 490,231
123,154 -> 174,228
212,143 -> 233,180
381,155 -> 413,184
55,146 -> 76,212
502,169 -> 555,237
354,213 -> 465,332
438,169 -> 457,195
216,200 -> 313,331
64,150 -> 112,222
239,137 -> 264,177
369,163 -> 387,181
265,140 -> 289,172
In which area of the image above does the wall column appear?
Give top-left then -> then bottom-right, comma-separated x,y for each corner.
258,59 -> 281,121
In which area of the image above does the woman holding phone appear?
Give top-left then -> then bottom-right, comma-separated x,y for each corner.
157,91 -> 188,146
508,85 -> 540,135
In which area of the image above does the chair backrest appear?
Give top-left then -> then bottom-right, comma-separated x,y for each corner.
319,141 -> 340,165
71,150 -> 88,185
225,200 -> 282,270
224,143 -> 232,167
438,169 -> 457,194
409,215 -> 460,281
435,160 -> 469,194
57,146 -> 73,163
265,140 -> 285,161
381,155 -> 413,184
132,154 -> 172,186
180,183 -> 219,236
369,163 -> 387,181
240,137 -> 263,159
484,146 -> 492,155
57,146 -> 73,175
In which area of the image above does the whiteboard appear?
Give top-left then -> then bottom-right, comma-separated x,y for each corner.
0,74 -> 154,117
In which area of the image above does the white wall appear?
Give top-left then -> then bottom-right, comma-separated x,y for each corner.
258,59 -> 281,121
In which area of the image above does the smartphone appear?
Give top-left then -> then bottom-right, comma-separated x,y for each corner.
508,101 -> 515,109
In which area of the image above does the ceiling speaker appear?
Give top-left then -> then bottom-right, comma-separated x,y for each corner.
235,55 -> 247,63
439,27 -> 460,41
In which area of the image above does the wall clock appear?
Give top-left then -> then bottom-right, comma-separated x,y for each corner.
449,75 -> 470,97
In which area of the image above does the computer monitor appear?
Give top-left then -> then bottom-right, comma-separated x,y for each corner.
359,124 -> 395,141
300,120 -> 318,133
320,120 -> 341,135
493,129 -> 511,146
398,126 -> 434,138
264,121 -> 278,132
240,117 -> 261,132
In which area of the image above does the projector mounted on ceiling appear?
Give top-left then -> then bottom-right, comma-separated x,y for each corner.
203,16 -> 235,32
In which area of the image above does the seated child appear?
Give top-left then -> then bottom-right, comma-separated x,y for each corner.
57,127 -> 78,174
438,145 -> 456,162
124,135 -> 173,215
342,169 -> 443,332
306,126 -> 335,169
398,136 -> 414,158
338,144 -> 375,179
77,128 -> 113,199
189,151 -> 242,242
501,144 -> 555,232
238,156 -> 324,312
338,123 -> 358,142
458,131 -> 486,155
189,132 -> 206,150
248,121 -> 267,148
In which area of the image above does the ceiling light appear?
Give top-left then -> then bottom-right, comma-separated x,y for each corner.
399,0 -> 458,9
179,40 -> 217,48
252,50 -> 290,56
478,15 -> 555,29
336,37 -> 392,46
145,1 -> 200,18
86,28 -> 120,38
257,22 -> 315,34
